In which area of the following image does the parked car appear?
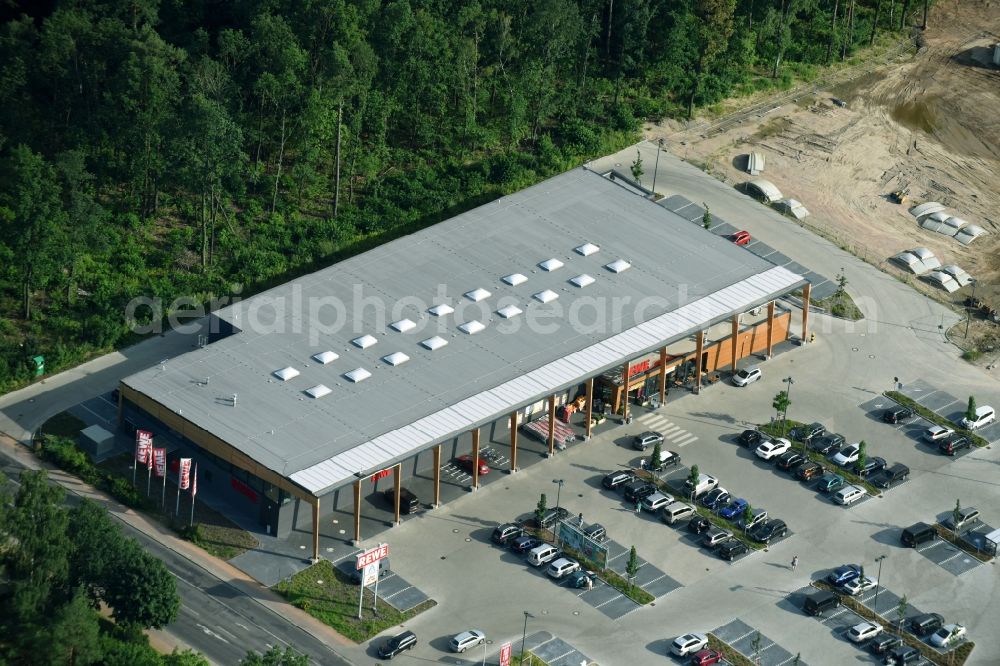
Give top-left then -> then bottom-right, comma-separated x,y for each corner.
841,576 -> 877,596
527,544 -> 561,567
831,443 -> 862,467
730,230 -> 752,246
687,516 -> 712,534
748,518 -> 787,543
882,406 -> 914,424
602,469 -> 636,490
909,612 -> 944,637
491,523 -> 524,545
717,539 -> 749,561
923,425 -> 954,443
509,536 -> 542,554
944,507 -> 980,532
872,463 -> 909,488
803,590 -> 839,616
662,502 -> 696,525
642,492 -> 673,512
882,645 -> 920,664
789,422 -> 826,443
900,522 -> 937,548
671,634 -> 708,657
795,461 -> 824,481
700,487 -> 731,510
538,507 -> 570,529
929,623 -> 966,648
739,508 -> 768,531
827,564 -> 862,586
868,634 -> 902,655
775,450 -> 807,471
546,557 -> 580,579
960,405 -> 995,430
848,622 -> 883,643
378,630 -> 417,659
816,473 -> 846,493
455,454 -> 490,475
633,431 -> 664,450
684,474 -> 719,498
939,435 -> 971,456
583,523 -> 607,542
811,433 -> 846,455
755,437 -> 792,461
449,630 -> 486,653
647,449 -> 681,471
566,570 -> 596,589
855,456 -> 887,477
833,485 -> 868,505
738,429 -> 765,448
623,481 -> 658,503
702,527 -> 732,549
732,366 -> 762,386
690,648 -> 723,666
717,498 -> 749,520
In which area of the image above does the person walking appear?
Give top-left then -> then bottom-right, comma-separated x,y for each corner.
791,555 -> 799,571
634,500 -> 641,515
578,512 -> 584,526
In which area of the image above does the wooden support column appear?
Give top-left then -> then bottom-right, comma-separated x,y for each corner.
658,348 -> 667,407
432,445 -> 441,507
766,300 -> 776,358
509,412 -> 519,472
694,331 -> 705,394
547,395 -> 556,456
471,428 -> 481,489
392,463 -> 402,525
622,361 -> 631,422
311,497 -> 320,562
585,378 -> 594,439
801,283 -> 812,343
731,314 -> 740,372
353,479 -> 362,545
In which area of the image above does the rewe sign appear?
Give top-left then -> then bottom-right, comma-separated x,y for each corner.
356,543 -> 389,570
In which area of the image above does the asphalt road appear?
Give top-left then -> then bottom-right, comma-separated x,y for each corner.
0,452 -> 353,666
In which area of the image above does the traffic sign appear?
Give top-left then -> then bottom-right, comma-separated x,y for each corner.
356,543 -> 389,569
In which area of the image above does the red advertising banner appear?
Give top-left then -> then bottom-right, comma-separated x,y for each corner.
191,463 -> 198,498
153,448 -> 166,478
370,468 -> 392,483
499,642 -> 512,666
135,430 -> 153,463
356,543 -> 390,570
178,458 -> 192,490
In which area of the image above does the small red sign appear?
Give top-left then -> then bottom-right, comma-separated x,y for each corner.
499,642 -> 512,666
628,359 -> 651,377
370,468 -> 392,483
356,543 -> 390,570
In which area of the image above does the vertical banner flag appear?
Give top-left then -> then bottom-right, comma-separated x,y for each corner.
191,463 -> 198,497
179,458 -> 192,490
153,448 -> 167,477
135,430 -> 153,463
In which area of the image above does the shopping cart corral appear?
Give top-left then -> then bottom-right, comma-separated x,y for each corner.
521,416 -> 577,450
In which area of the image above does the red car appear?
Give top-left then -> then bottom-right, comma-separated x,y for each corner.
730,230 -> 751,245
691,648 -> 722,666
455,455 -> 490,475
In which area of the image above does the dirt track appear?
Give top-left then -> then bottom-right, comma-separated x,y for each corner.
648,0 -> 1000,323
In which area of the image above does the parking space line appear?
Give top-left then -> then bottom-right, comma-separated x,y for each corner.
593,594 -> 624,609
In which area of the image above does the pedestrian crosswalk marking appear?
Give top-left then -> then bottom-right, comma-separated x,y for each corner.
636,411 -> 699,447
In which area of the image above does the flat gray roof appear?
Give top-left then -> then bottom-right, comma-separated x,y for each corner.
125,167 -> 804,494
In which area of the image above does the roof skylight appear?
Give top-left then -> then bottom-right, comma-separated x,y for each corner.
570,274 -> 595,288
428,304 -> 454,317
382,352 -> 410,366
421,336 -> 448,350
575,242 -> 599,256
605,259 -> 631,273
352,334 -> 378,349
465,287 -> 491,302
273,366 -> 300,381
344,368 -> 372,383
458,320 -> 486,335
502,273 -> 528,286
312,351 -> 338,365
390,319 -> 416,333
306,384 -> 331,398
539,258 -> 564,271
533,289 -> 559,304
497,305 -> 522,319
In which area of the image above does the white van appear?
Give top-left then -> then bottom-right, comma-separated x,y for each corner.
662,502 -> 696,525
961,405 -> 995,430
527,544 -> 559,567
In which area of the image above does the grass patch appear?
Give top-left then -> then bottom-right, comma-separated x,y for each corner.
273,560 -> 436,643
961,349 -> 981,362
813,292 -> 864,321
758,421 -> 879,495
511,652 -> 549,666
885,392 -> 988,448
185,522 -> 260,561
41,411 -> 87,438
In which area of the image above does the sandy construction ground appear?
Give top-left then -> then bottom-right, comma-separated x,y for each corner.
648,0 -> 1000,355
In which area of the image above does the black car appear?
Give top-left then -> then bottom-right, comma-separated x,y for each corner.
939,435 -> 971,456
789,422 -> 825,443
700,488 -> 731,510
855,455 -> 887,477
378,630 -> 417,659
871,463 -> 909,488
738,430 -> 765,448
748,518 -> 788,544
869,635 -> 902,655
717,539 -> 749,561
811,433 -> 846,455
538,507 -> 570,529
649,449 -> 682,471
882,407 -> 914,424
623,481 -> 658,503
510,536 -> 542,554
775,450 -> 807,472
491,523 -> 524,545
602,469 -> 636,490
794,461 -> 824,481
909,612 -> 943,636
883,645 -> 920,665
687,516 -> 712,534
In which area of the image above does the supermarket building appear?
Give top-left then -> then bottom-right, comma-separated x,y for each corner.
120,166 -> 811,560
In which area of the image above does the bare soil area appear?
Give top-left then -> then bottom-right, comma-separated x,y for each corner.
648,0 -> 1000,361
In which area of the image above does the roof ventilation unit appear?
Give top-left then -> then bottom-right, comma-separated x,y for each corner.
390,319 -> 416,333
421,336 -> 448,350
382,352 -> 410,366
352,334 -> 378,349
539,258 -> 564,272
502,273 -> 528,286
533,290 -> 559,304
497,305 -> 522,319
312,351 -> 338,365
273,367 -> 300,381
428,303 -> 454,317
605,259 -> 631,274
458,320 -> 486,335
570,274 -> 595,288
465,287 -> 491,302
575,243 -> 599,256
306,384 -> 332,398
343,368 -> 372,383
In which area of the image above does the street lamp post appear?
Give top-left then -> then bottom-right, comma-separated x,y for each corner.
520,611 -> 533,665
783,376 -> 795,435
872,554 -> 887,615
552,479 -> 564,514
651,139 -> 664,197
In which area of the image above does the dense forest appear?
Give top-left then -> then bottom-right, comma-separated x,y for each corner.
0,0 -> 915,392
